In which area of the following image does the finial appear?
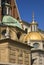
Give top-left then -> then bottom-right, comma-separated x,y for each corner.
32,12 -> 34,21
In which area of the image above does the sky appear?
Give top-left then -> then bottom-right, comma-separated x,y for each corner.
16,0 -> 44,30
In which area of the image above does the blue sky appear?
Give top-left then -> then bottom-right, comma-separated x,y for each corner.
16,0 -> 44,30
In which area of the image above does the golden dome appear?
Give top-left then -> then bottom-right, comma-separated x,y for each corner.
39,32 -> 44,38
23,32 -> 44,42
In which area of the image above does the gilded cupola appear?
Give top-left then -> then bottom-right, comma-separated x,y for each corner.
30,12 -> 38,32
23,32 -> 44,42
19,13 -> 44,43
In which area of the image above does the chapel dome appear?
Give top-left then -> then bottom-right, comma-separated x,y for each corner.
20,32 -> 44,43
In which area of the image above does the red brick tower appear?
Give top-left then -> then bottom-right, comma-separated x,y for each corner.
0,0 -> 20,21
0,0 -> 2,22
10,0 -> 20,20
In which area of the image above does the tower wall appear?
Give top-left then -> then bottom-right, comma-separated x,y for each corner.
10,0 -> 19,20
1,0 -> 20,22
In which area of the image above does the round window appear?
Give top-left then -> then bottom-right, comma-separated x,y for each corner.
33,43 -> 39,48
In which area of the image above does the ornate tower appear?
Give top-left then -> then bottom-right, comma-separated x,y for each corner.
0,0 -> 2,22
1,0 -> 20,22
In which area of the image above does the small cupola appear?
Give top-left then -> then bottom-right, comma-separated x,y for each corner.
30,13 -> 38,32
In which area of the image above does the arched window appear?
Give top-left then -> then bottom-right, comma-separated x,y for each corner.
2,29 -> 6,35
17,32 -> 21,39
25,28 -> 27,34
2,28 -> 10,38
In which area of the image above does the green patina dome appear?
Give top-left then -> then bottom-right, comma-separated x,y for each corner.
2,16 -> 22,29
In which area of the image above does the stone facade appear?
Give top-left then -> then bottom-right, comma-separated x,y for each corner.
0,26 -> 32,65
0,0 -> 44,65
0,39 -> 31,65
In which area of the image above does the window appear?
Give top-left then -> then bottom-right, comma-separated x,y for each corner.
2,29 -> 10,38
25,28 -> 27,33
1,0 -> 11,16
0,0 -> 1,7
17,32 -> 21,39
1,0 -> 11,4
33,43 -> 39,48
2,29 -> 6,35
2,6 -> 11,15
